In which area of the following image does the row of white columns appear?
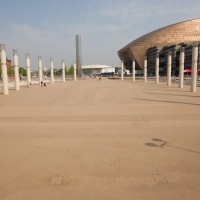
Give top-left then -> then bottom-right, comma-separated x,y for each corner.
0,44 -> 76,95
121,45 -> 199,92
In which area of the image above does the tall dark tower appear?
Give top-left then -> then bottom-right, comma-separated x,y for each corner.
76,35 -> 82,76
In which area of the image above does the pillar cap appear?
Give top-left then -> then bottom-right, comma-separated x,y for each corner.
13,49 -> 18,56
180,47 -> 185,52
168,51 -> 171,56
26,53 -> 30,58
0,44 -> 5,51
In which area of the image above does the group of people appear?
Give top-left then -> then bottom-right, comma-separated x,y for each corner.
40,81 -> 46,87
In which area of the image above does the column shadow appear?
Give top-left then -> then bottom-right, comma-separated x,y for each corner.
145,138 -> 200,154
133,97 -> 200,106
142,88 -> 190,92
143,92 -> 200,98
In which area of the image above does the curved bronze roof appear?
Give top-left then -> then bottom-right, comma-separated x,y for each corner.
118,18 -> 200,69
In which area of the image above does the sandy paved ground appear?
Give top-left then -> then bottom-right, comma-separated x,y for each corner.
0,78 -> 200,200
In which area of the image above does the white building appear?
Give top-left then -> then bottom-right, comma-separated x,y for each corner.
81,65 -> 115,76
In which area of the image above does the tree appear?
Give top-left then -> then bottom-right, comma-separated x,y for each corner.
7,68 -> 14,76
66,65 -> 74,75
19,67 -> 27,76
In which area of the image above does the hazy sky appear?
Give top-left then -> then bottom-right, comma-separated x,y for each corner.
0,0 -> 200,70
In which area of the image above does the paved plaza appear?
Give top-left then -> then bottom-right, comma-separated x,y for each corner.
0,78 -> 200,200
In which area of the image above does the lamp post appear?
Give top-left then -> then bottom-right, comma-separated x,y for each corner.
13,49 -> 20,91
0,44 -> 9,95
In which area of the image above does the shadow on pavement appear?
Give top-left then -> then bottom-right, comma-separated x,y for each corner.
133,97 -> 200,106
143,92 -> 200,98
142,88 -> 189,92
145,138 -> 200,154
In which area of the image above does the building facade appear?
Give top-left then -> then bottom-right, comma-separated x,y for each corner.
118,18 -> 200,71
0,58 -> 12,75
146,43 -> 200,76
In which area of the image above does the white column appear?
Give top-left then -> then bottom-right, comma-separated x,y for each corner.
191,45 -> 198,92
155,53 -> 159,84
167,51 -> 172,86
0,44 -> 9,95
26,53 -> 31,87
62,60 -> 65,83
132,59 -> 135,82
74,62 -> 77,82
13,50 -> 20,91
121,60 -> 124,81
38,56 -> 43,85
144,56 -> 147,82
179,47 -> 185,88
50,58 -> 54,84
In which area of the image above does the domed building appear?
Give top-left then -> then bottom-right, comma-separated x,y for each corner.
118,18 -> 200,70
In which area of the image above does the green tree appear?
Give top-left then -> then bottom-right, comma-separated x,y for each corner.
7,68 -> 14,76
67,65 -> 74,75
19,67 -> 27,76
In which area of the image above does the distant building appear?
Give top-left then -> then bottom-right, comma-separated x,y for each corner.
81,65 -> 115,76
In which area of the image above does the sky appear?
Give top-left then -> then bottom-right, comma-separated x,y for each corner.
0,0 -> 200,70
